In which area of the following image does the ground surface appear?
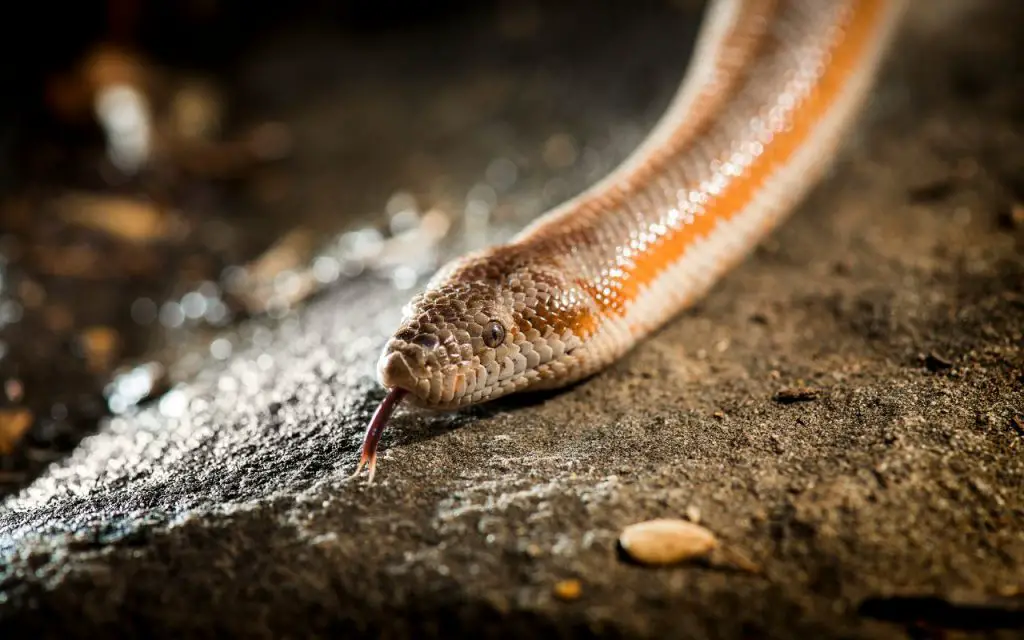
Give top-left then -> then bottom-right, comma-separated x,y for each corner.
1,1 -> 1023,638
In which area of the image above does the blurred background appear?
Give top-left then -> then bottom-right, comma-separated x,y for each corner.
0,0 -> 702,492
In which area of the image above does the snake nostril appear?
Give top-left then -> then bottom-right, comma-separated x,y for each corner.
412,333 -> 439,349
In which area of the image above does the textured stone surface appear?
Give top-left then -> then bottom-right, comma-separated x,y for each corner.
2,1 -> 1023,638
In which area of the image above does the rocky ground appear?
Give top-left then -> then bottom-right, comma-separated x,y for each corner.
1,1 -> 1022,638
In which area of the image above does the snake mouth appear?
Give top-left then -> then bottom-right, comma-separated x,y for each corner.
379,346 -> 537,409
377,351 -> 455,406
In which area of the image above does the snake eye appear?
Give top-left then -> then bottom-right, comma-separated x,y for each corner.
482,320 -> 506,348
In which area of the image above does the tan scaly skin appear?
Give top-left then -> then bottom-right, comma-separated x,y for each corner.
353,0 -> 909,482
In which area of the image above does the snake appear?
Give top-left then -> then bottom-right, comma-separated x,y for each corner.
353,0 -> 908,481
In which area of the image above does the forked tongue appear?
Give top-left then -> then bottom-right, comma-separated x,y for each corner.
351,388 -> 407,483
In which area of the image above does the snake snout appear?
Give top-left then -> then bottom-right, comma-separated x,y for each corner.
377,351 -> 418,391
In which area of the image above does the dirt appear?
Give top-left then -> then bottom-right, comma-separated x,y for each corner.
1,1 -> 1022,638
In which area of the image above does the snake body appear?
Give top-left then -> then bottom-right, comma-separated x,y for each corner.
354,0 -> 907,480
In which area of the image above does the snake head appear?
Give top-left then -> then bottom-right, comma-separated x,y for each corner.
376,257 -> 598,409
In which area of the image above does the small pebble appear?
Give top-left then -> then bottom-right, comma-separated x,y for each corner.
552,579 -> 582,601
773,387 -> 818,403
923,352 -> 953,372
685,505 -> 701,523
618,518 -> 718,566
